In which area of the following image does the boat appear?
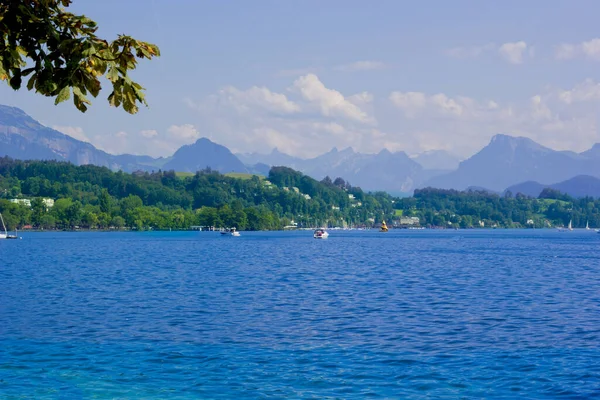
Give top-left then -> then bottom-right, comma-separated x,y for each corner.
569,219 -> 573,231
0,213 -> 19,239
0,213 -> 6,240
313,229 -> 329,239
380,220 -> 389,232
586,221 -> 590,230
221,227 -> 240,237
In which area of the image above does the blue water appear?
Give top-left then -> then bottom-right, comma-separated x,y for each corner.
1,230 -> 600,399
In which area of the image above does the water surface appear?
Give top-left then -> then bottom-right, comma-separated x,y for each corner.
1,230 -> 600,398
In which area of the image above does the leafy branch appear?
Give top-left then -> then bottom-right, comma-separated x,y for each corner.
0,0 -> 160,114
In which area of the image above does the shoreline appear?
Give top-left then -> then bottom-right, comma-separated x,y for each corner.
8,227 -> 596,233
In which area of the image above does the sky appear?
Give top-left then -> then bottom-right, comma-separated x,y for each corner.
2,0 -> 600,159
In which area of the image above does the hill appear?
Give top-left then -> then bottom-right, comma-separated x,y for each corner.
0,157 -> 395,231
0,105 -> 160,171
506,175 -> 600,198
162,138 -> 247,174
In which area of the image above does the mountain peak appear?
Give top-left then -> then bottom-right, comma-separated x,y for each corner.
488,134 -> 549,153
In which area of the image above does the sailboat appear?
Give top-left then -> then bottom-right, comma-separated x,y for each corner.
0,213 -> 6,240
0,212 -> 20,240
568,219 -> 573,231
380,220 -> 389,232
586,221 -> 590,230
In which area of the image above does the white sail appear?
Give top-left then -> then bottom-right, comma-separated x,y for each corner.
586,221 -> 590,230
568,220 -> 573,231
0,213 -> 7,239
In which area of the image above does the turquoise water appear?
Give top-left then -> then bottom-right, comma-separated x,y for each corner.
1,230 -> 600,398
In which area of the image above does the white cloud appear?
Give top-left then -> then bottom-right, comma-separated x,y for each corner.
446,42 -> 531,64
558,79 -> 600,104
89,125 -> 204,158
389,92 -> 427,118
334,61 -> 387,71
291,74 -> 372,123
390,91 -> 482,118
183,73 -> 600,158
530,95 -> 552,120
53,125 -> 91,143
276,67 -> 320,77
498,41 -> 528,64
385,80 -> 600,156
445,43 -> 495,59
217,86 -> 301,115
348,92 -> 374,105
555,38 -> 600,61
167,124 -> 201,141
140,129 -> 158,138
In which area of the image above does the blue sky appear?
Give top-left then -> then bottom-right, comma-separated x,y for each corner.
2,0 -> 600,158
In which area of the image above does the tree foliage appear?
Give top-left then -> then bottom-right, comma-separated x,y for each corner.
0,158 -> 396,231
0,0 -> 160,113
395,187 -> 600,229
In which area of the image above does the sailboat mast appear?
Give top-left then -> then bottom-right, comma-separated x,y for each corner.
0,213 -> 7,236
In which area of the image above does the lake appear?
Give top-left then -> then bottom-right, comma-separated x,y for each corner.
1,230 -> 600,398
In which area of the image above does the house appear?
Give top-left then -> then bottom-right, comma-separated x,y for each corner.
42,198 -> 55,208
9,199 -> 31,207
399,216 -> 420,226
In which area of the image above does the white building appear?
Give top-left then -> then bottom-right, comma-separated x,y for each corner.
42,198 -> 55,208
399,216 -> 420,225
9,199 -> 31,207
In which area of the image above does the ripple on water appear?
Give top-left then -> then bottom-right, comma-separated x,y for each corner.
1,230 -> 600,398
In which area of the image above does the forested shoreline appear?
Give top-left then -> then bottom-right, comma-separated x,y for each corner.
0,158 -> 395,231
1,157 -> 599,231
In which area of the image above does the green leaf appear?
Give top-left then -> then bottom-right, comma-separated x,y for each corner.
55,86 -> 71,105
26,74 -> 37,90
106,66 -> 118,82
82,43 -> 96,57
73,86 -> 91,105
9,74 -> 22,90
73,94 -> 88,112
21,67 -> 35,76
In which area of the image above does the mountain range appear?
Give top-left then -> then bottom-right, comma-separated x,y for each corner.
0,105 -> 247,174
2,104 -> 600,197
236,146 -> 458,194
505,175 -> 600,199
426,134 -> 600,192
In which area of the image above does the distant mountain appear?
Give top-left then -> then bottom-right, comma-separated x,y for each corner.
247,162 -> 271,176
506,175 -> 600,198
236,148 -> 303,169
237,146 -> 438,194
411,150 -> 460,170
0,105 -> 161,171
504,181 -> 547,198
425,134 -> 600,191
317,148 -> 423,194
0,105 -> 248,174
163,138 -> 247,174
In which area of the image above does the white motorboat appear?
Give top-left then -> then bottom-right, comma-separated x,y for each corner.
221,228 -> 241,236
313,229 -> 329,239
